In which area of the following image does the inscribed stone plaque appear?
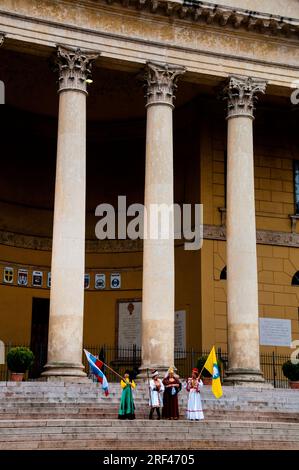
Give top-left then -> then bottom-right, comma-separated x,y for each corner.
118,301 -> 142,352
118,302 -> 186,357
259,318 -> 292,347
175,310 -> 186,358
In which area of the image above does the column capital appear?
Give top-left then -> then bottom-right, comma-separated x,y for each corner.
143,62 -> 185,108
55,46 -> 99,94
223,75 -> 267,119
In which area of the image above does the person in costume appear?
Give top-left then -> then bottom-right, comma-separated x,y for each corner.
118,370 -> 136,420
149,370 -> 164,420
185,367 -> 204,421
162,367 -> 181,420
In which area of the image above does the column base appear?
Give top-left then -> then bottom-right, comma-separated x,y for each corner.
223,368 -> 273,388
41,362 -> 87,382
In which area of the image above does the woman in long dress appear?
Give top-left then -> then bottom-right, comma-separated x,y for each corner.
186,368 -> 204,420
149,370 -> 164,419
162,367 -> 181,420
118,370 -> 136,420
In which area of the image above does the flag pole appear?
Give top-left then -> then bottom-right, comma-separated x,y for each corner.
84,349 -> 135,383
198,364 -> 206,380
84,349 -> 124,381
101,361 -> 124,381
147,368 -> 152,409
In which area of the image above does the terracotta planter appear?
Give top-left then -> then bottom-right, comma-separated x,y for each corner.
202,377 -> 212,386
10,372 -> 24,382
289,381 -> 299,389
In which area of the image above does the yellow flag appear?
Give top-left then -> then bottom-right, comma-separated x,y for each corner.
203,346 -> 223,399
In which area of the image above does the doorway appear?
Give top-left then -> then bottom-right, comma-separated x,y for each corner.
29,298 -> 49,378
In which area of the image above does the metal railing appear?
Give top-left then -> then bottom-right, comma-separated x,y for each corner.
0,343 -> 291,388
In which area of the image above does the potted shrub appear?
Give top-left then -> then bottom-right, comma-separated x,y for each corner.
7,347 -> 34,382
282,360 -> 299,389
196,355 -> 212,385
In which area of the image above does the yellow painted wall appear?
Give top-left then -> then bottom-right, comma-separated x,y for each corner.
0,109 -> 298,359
200,113 -> 299,356
0,244 -> 202,349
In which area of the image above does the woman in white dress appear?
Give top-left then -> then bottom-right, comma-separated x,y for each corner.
149,370 -> 165,419
186,368 -> 204,420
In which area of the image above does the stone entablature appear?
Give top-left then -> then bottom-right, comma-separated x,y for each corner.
108,0 -> 299,37
0,227 -> 298,252
1,1 -> 299,91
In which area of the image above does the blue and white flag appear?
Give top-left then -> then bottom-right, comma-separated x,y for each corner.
84,349 -> 109,396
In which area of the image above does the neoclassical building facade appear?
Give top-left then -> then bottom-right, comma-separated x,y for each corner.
0,0 -> 299,384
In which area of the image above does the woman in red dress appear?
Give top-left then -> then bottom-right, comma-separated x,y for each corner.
162,367 -> 182,420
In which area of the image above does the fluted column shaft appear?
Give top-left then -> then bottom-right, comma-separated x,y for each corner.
43,47 -> 98,379
223,75 -> 267,385
139,62 -> 185,376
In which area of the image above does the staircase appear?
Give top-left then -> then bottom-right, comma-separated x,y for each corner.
0,381 -> 299,449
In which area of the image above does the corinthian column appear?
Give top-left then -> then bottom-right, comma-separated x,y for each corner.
43,46 -> 98,379
139,62 -> 185,376
223,75 -> 267,385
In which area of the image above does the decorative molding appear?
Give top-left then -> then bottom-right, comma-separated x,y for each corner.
255,229 -> 299,247
203,224 -> 226,241
0,227 -> 298,252
54,46 -> 99,94
203,225 -> 299,248
143,62 -> 186,108
101,0 -> 299,39
1,1 -> 299,41
223,75 -> 267,119
0,230 -> 143,253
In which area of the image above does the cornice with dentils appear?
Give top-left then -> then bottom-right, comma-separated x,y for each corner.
100,0 -> 299,38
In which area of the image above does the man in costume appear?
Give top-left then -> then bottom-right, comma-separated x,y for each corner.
185,367 -> 204,420
149,370 -> 164,419
118,370 -> 136,420
162,367 -> 181,420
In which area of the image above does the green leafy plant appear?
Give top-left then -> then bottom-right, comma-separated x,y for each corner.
7,347 -> 34,373
282,360 -> 299,382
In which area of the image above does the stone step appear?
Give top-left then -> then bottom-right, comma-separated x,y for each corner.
0,382 -> 296,395
1,439 -> 298,450
4,393 -> 290,399
0,420 -> 298,434
0,419 -> 298,451
1,382 -> 299,433
1,390 -> 298,398
1,401 -> 299,410
3,401 -> 294,407
0,412 -> 298,422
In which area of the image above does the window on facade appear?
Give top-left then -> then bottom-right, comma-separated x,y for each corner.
291,271 -> 299,286
220,266 -> 227,280
294,160 -> 299,214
